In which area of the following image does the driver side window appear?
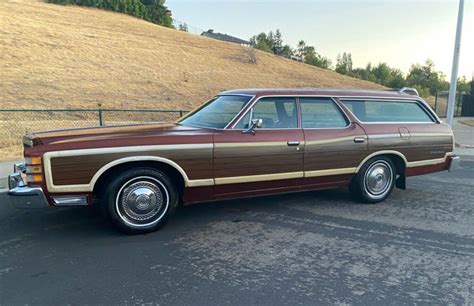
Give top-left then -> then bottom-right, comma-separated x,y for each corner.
235,97 -> 297,129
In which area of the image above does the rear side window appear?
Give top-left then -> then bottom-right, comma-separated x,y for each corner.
300,98 -> 348,128
341,100 -> 434,123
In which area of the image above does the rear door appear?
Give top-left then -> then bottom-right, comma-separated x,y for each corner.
300,97 -> 368,187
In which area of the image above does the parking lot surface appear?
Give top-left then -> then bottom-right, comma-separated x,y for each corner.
0,160 -> 473,305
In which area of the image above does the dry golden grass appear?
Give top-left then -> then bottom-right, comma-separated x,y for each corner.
0,0 -> 385,161
0,0 -> 382,111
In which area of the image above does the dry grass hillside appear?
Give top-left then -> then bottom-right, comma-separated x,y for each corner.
0,0 -> 386,161
0,0 -> 383,110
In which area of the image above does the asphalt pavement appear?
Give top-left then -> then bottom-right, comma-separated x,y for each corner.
0,160 -> 473,305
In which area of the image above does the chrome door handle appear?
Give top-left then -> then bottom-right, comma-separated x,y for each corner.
287,141 -> 300,146
353,137 -> 365,143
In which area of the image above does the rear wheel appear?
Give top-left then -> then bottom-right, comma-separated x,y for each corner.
103,167 -> 178,234
350,156 -> 396,203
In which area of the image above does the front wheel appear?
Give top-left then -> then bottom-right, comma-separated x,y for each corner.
349,157 -> 396,204
103,168 -> 178,234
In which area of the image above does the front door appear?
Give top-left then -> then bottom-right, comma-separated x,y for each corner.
300,97 -> 368,187
213,97 -> 304,198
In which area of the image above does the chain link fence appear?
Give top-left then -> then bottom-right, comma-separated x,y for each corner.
0,108 -> 187,161
433,91 -> 471,117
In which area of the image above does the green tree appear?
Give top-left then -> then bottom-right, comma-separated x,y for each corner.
271,29 -> 284,56
335,52 -> 353,75
303,46 -> 331,69
48,0 -> 172,27
406,59 -> 448,95
250,33 -> 273,53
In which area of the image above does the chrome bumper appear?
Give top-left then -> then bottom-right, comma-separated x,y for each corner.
448,155 -> 461,172
8,171 -> 49,208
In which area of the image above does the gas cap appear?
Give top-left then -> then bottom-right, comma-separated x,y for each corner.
399,127 -> 410,140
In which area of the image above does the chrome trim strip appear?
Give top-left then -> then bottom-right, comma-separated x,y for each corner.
305,167 -> 356,178
305,135 -> 366,146
215,171 -> 304,185
52,196 -> 88,206
215,141 -> 287,148
407,153 -> 453,167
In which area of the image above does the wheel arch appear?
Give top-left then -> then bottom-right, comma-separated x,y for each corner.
356,150 -> 408,175
92,156 -> 189,197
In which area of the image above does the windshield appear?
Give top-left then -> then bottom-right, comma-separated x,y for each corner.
179,95 -> 252,128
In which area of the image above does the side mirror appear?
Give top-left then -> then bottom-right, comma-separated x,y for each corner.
242,118 -> 263,134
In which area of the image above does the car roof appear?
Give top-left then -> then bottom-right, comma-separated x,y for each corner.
219,88 -> 418,99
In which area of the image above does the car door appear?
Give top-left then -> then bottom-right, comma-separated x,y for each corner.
213,96 -> 304,198
300,97 -> 368,187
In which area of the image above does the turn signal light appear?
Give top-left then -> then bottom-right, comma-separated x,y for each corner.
26,174 -> 43,183
26,157 -> 42,165
25,156 -> 43,184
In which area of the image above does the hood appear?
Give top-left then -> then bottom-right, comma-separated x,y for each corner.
25,123 -> 214,153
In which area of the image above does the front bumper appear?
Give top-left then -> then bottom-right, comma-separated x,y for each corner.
448,155 -> 461,172
8,171 -> 48,208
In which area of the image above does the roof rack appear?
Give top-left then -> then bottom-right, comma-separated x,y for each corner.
399,87 -> 419,96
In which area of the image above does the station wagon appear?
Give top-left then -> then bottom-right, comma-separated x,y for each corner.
8,88 -> 460,233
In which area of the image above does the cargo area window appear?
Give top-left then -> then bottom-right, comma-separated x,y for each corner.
342,100 -> 434,123
300,98 -> 348,128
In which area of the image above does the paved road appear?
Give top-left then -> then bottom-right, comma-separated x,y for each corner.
0,161 -> 473,305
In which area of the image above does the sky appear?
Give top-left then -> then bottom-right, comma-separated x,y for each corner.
167,0 -> 473,80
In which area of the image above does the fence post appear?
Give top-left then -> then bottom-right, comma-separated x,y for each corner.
98,103 -> 104,126
179,110 -> 184,117
434,91 -> 438,113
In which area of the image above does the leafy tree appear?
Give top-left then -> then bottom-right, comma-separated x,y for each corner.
271,29 -> 284,56
456,76 -> 471,93
296,40 -> 306,62
303,46 -> 331,69
387,69 -> 406,89
48,0 -> 172,27
250,33 -> 273,53
178,22 -> 188,32
335,52 -> 353,75
406,59 -> 448,95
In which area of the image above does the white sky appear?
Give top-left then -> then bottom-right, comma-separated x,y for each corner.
168,0 -> 474,80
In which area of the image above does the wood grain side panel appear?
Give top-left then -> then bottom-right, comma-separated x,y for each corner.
51,148 -> 212,185
213,153 -> 303,177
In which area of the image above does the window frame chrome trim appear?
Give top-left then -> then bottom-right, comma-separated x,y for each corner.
339,97 -> 441,124
230,94 -> 356,130
231,95 -> 300,130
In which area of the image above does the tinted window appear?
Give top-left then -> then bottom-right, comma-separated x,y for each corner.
300,98 -> 348,128
342,100 -> 434,123
180,95 -> 251,128
235,97 -> 297,129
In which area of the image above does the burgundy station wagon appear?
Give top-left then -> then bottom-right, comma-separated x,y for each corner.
8,88 -> 460,233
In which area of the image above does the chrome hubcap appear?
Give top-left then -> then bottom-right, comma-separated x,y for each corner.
364,161 -> 393,196
116,176 -> 169,227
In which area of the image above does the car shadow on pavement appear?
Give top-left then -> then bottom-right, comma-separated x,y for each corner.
0,187 -> 361,238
